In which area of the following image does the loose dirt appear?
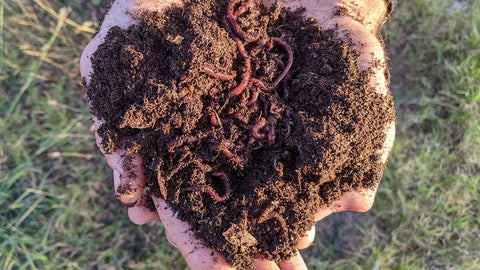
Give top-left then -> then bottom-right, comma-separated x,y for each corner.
85,0 -> 395,268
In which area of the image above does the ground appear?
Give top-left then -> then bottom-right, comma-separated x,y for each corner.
0,0 -> 479,269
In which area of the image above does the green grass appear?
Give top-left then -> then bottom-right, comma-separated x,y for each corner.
1,0 -> 479,269
0,0 -> 184,269
304,0 -> 480,269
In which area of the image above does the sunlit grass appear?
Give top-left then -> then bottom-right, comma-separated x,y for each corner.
1,0 -> 479,269
305,0 -> 479,269
0,0 -> 185,268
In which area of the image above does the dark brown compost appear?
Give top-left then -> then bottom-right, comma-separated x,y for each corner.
85,0 -> 395,268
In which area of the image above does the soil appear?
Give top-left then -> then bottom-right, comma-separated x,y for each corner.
85,0 -> 395,268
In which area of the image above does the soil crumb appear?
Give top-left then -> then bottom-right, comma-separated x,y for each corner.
85,0 -> 395,268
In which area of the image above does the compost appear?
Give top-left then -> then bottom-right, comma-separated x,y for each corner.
86,0 -> 395,268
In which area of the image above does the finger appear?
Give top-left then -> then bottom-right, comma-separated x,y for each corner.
106,148 -> 146,206
334,0 -> 389,33
94,117 -> 146,205
92,117 -> 108,155
379,121 -> 395,164
314,185 -> 378,221
113,152 -> 146,206
80,0 -> 183,85
339,187 -> 377,213
253,258 -> 280,270
128,193 -> 160,224
277,250 -> 308,270
296,225 -> 315,249
272,0 -> 388,34
314,205 -> 335,222
318,187 -> 377,218
151,197 -> 235,270
333,18 -> 389,95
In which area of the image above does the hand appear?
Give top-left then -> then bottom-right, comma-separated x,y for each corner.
80,0 -> 395,269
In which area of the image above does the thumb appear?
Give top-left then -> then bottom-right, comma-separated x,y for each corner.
151,197 -> 234,270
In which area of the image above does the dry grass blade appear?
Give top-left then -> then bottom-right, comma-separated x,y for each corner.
32,0 -> 96,34
0,3 -> 4,71
5,7 -> 70,116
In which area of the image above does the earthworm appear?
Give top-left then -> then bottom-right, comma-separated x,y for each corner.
282,80 -> 289,99
167,134 -> 198,152
157,151 -> 193,198
233,5 -> 247,17
156,165 -> 168,199
166,151 -> 193,180
227,0 -> 259,42
252,57 -> 267,65
211,136 -> 240,158
272,55 -> 286,69
221,148 -> 244,164
232,0 -> 254,17
212,171 -> 231,199
257,37 -> 273,50
258,199 -> 287,233
270,213 -> 288,233
228,40 -> 251,97
222,14 -> 251,97
200,65 -> 235,80
246,86 -> 259,107
209,111 -> 221,127
219,139 -> 235,149
258,199 -> 279,222
183,172 -> 231,202
285,108 -> 292,118
221,118 -> 233,124
271,37 -> 293,89
272,55 -> 290,98
249,78 -> 267,89
267,125 -> 275,146
252,117 -> 266,139
260,96 -> 269,116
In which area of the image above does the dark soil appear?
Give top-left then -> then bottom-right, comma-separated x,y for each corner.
85,0 -> 395,268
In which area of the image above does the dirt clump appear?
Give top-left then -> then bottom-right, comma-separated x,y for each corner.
85,0 -> 395,268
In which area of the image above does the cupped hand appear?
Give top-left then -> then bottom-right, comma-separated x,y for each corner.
80,0 -> 395,269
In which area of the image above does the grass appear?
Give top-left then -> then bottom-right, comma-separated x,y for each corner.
304,0 -> 480,269
0,0 -> 184,268
0,0 -> 478,269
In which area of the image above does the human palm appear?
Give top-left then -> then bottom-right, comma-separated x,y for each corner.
80,0 -> 395,269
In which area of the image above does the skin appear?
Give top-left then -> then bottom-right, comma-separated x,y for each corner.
80,0 -> 395,269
